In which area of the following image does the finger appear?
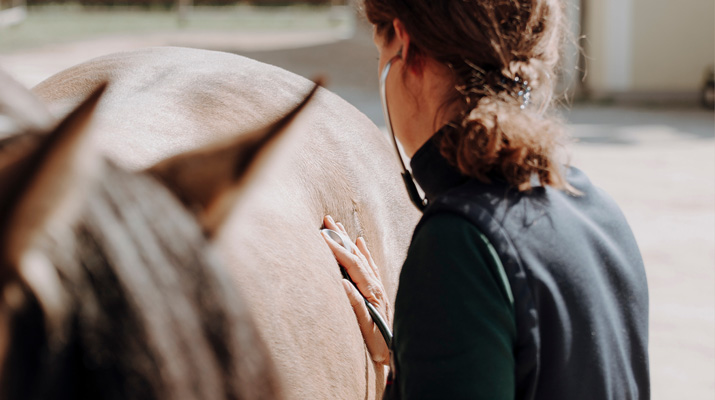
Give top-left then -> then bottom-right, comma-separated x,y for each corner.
343,279 -> 371,324
336,221 -> 349,236
324,215 -> 340,231
324,233 -> 382,304
324,217 -> 353,251
342,280 -> 390,364
323,231 -> 372,285
356,237 -> 381,279
322,229 -> 353,261
356,236 -> 371,257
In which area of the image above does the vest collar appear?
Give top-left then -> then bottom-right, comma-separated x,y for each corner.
409,127 -> 469,203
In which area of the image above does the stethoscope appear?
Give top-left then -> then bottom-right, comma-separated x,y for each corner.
321,228 -> 393,348
322,49 -> 429,350
379,48 -> 429,212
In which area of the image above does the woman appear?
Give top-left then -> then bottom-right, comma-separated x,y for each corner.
322,0 -> 650,398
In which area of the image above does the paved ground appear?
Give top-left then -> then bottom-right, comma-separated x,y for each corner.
1,11 -> 713,399
567,107 -> 714,400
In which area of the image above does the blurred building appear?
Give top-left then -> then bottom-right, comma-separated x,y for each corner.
0,0 -> 26,28
571,0 -> 715,103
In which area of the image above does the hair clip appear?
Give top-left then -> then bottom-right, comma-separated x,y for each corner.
514,76 -> 532,110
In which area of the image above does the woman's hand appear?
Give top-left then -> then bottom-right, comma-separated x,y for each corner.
321,215 -> 391,365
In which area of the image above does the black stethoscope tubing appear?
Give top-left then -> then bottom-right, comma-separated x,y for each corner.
323,49 -> 431,352
379,49 -> 429,212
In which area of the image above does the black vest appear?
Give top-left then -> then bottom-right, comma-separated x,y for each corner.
409,137 -> 650,400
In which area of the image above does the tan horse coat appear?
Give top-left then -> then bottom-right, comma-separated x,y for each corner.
33,47 -> 420,399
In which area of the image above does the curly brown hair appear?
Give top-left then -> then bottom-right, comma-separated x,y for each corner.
363,0 -> 571,191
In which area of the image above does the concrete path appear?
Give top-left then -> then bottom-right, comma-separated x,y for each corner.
1,13 -> 713,399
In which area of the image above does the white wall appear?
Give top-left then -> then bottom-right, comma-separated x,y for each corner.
583,0 -> 714,96
631,0 -> 714,92
558,0 -> 583,95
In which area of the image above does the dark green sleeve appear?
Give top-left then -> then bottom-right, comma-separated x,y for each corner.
393,212 -> 516,400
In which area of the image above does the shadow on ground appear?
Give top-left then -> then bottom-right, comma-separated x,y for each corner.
563,106 -> 715,145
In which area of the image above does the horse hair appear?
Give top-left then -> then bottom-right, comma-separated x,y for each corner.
1,161 -> 283,400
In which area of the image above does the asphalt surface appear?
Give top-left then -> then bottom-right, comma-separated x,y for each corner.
1,12 -> 713,399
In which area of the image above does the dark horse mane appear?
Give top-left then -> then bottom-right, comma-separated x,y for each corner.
1,161 -> 283,400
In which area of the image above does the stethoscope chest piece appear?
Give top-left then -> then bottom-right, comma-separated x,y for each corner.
321,228 -> 393,347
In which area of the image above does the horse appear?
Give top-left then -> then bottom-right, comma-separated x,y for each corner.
0,69 -> 306,399
31,47 -> 421,399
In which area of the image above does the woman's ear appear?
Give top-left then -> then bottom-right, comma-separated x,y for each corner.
392,19 -> 423,75
392,19 -> 410,59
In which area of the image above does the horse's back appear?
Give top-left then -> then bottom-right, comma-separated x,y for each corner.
34,47 -> 419,399
34,47 -> 317,170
